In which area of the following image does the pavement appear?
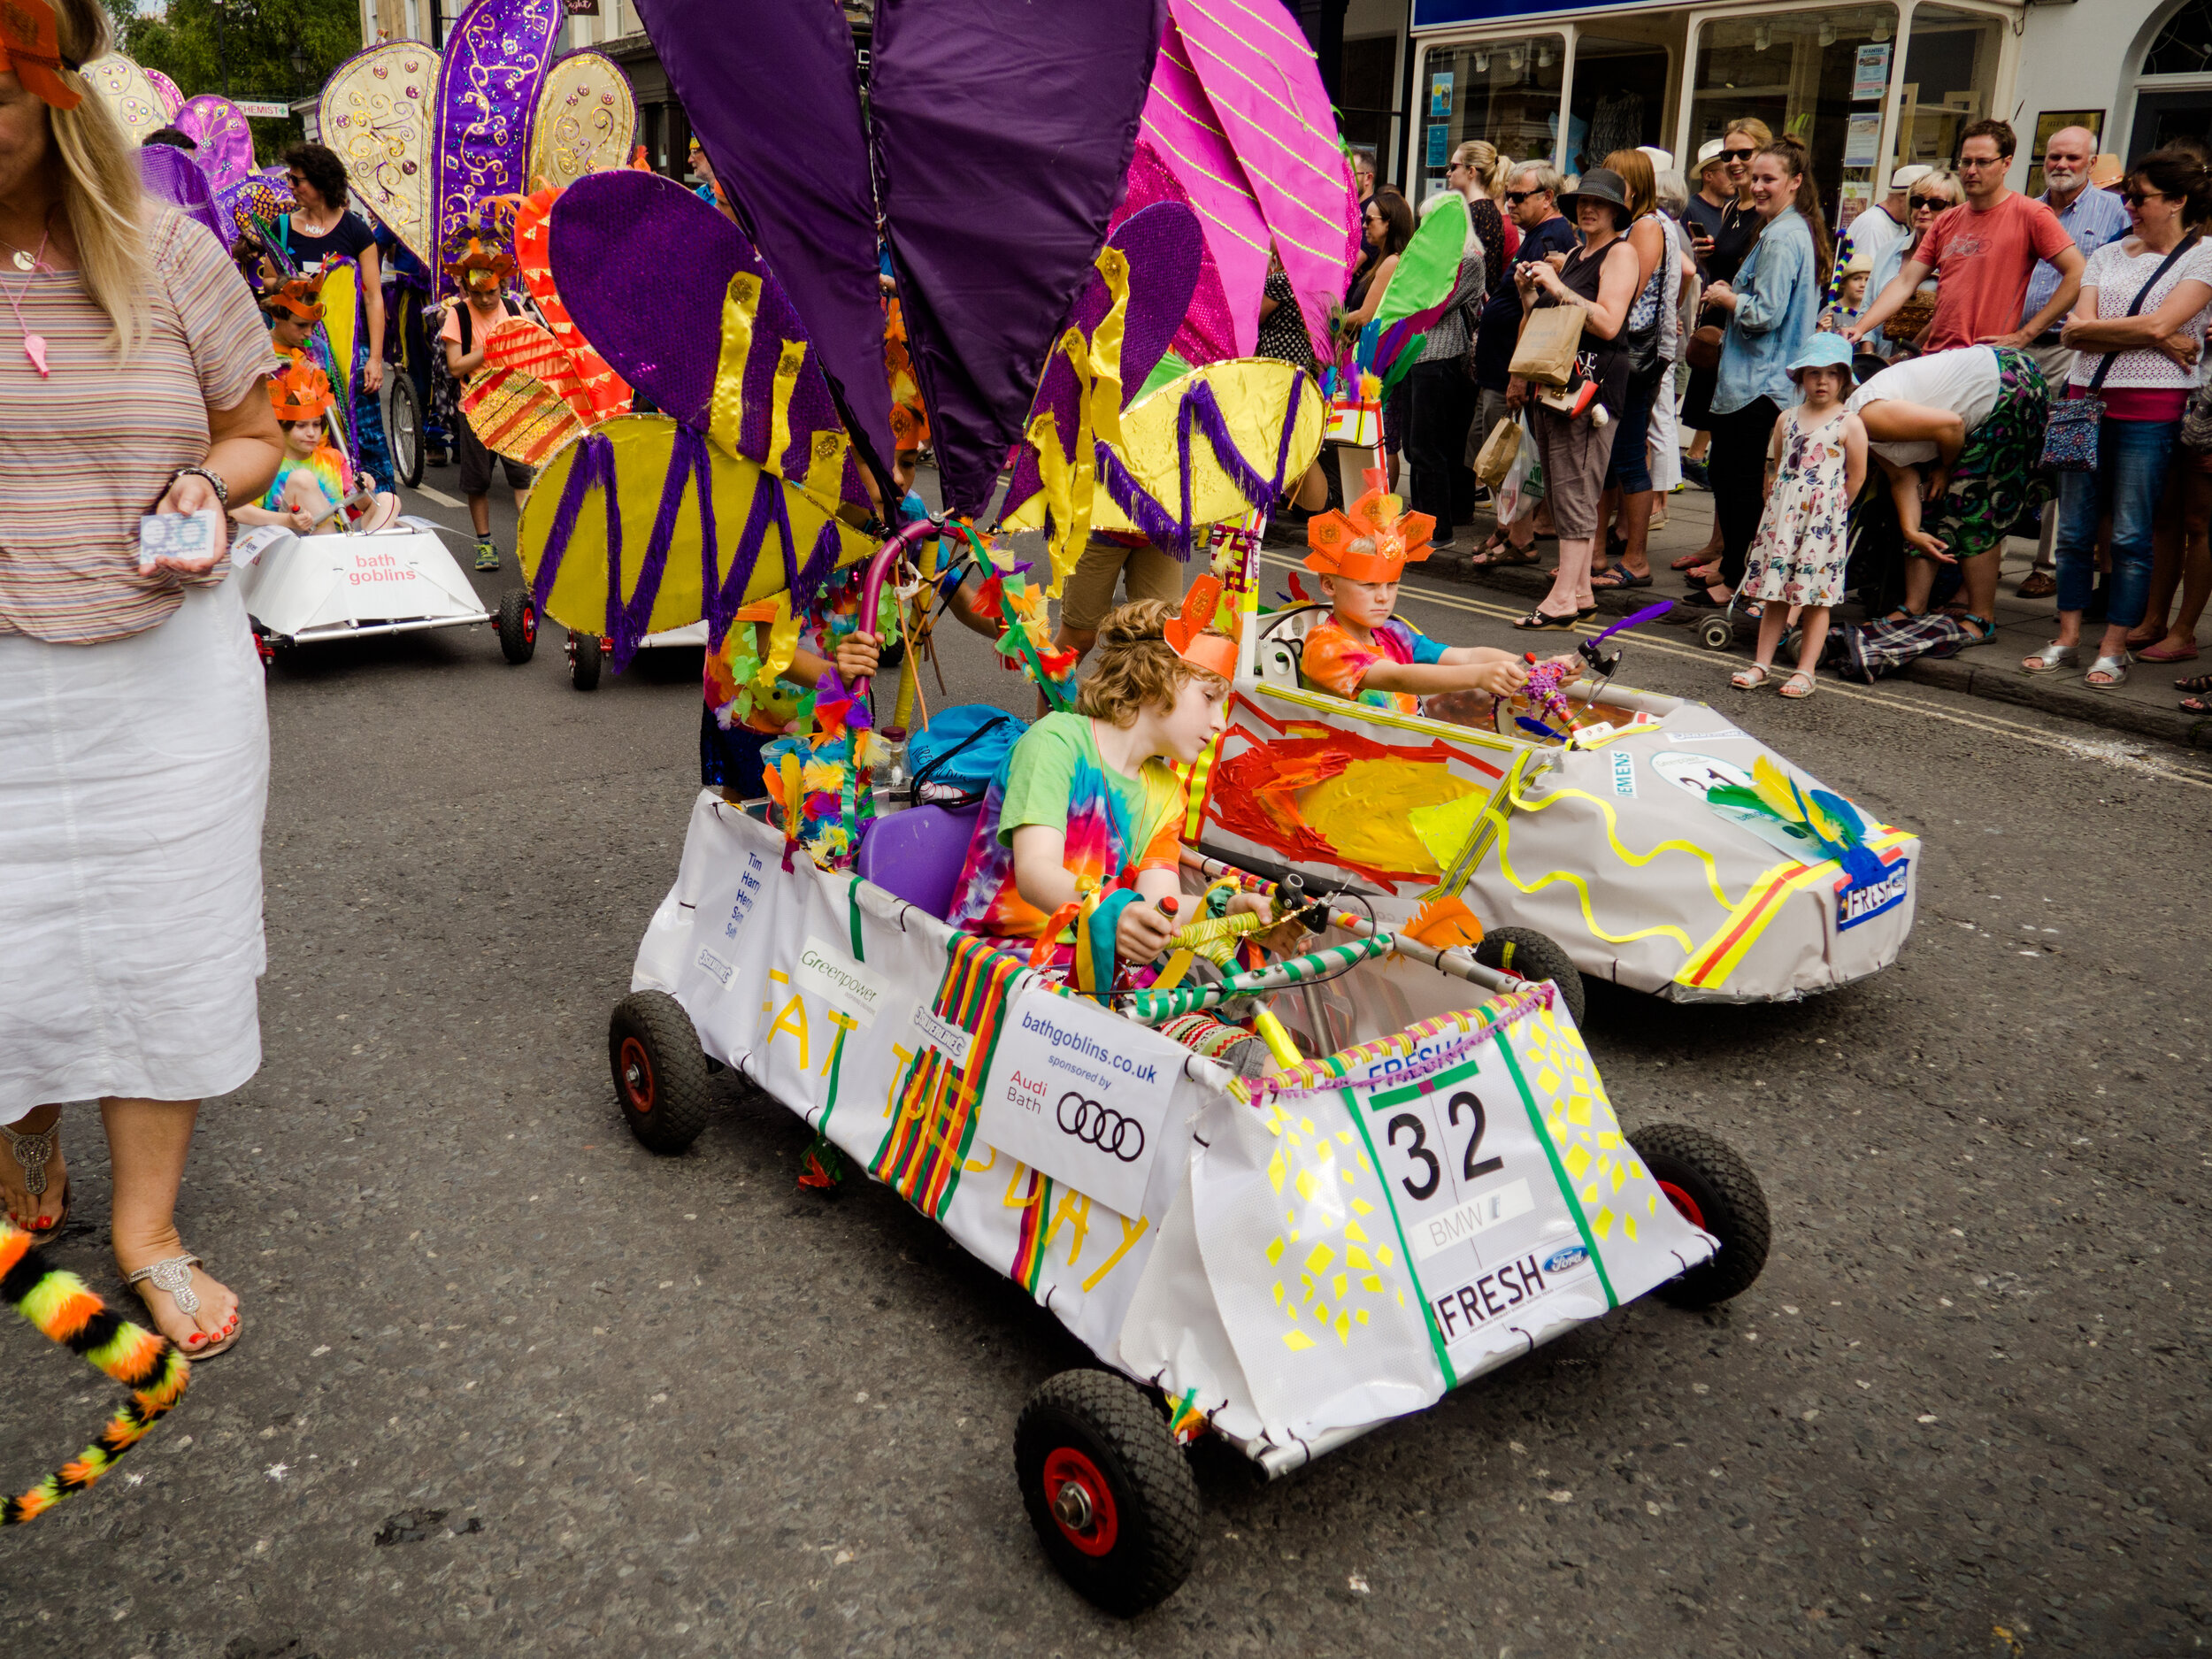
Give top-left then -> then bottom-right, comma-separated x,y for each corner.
1361,481 -> 2212,751
5,451 -> 2212,1658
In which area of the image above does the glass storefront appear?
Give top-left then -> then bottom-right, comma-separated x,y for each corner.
1413,0 -> 2008,234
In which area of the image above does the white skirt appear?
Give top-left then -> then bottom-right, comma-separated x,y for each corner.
0,579 -> 269,1122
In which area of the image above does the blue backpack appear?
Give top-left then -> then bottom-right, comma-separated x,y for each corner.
905,705 -> 1026,805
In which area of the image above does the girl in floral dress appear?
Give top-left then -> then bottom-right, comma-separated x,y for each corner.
1732,335 -> 1868,699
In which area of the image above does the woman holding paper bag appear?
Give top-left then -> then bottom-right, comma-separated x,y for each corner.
1505,167 -> 1640,629
0,0 -> 280,1360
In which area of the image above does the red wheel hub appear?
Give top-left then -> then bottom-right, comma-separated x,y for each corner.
522,604 -> 537,645
1659,1179 -> 1705,1229
619,1036 -> 655,1113
1042,1447 -> 1118,1555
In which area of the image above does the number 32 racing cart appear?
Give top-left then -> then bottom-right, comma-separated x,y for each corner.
607,549 -> 1773,1617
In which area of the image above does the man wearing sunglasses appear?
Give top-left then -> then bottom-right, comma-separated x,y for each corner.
1467,164 -> 1580,557
1848,119 -> 2085,357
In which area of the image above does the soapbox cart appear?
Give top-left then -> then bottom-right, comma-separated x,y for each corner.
608,780 -> 1772,1614
232,516 -> 540,667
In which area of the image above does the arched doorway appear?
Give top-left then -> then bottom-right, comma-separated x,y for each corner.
2128,0 -> 2212,157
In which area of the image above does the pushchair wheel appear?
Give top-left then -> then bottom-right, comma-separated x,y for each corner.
1698,615 -> 1733,651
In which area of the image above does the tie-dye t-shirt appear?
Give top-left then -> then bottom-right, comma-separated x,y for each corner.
259,446 -> 348,515
946,712 -> 1187,949
1299,616 -> 1449,714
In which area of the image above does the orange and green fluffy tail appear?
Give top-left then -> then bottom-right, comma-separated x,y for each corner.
0,1222 -> 190,1525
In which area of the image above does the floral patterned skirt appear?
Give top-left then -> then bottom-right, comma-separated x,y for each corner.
1924,347 -> 2052,560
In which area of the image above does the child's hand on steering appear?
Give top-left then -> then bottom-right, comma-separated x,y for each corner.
1229,889 -> 1309,954
1116,900 -> 1177,963
833,631 -> 880,682
1470,655 -> 1529,697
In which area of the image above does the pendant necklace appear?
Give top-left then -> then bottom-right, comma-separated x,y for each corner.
4,228 -> 52,377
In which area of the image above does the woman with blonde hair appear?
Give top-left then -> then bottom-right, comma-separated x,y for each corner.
1586,148 -> 1672,588
0,0 -> 283,1358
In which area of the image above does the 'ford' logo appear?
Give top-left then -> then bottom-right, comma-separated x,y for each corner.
1542,1246 -> 1588,1274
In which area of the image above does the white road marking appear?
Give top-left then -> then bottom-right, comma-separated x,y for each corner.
411,484 -> 465,510
1258,552 -> 2212,793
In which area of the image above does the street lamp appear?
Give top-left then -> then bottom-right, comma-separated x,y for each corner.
291,42 -> 309,95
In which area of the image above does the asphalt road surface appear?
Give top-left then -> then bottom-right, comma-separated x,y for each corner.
6,467 -> 2211,1658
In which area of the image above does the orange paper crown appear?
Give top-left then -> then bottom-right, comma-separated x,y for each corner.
0,0 -> 83,110
1164,574 -> 1239,680
259,273 -> 326,324
1303,467 -> 1435,584
268,358 -> 334,422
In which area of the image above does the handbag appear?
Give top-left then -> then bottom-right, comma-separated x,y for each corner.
1684,323 -> 1723,373
1508,303 -> 1585,388
1473,415 -> 1521,488
2041,234 -> 2200,472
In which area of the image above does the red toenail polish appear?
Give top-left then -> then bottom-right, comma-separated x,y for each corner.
187,1334 -> 205,1348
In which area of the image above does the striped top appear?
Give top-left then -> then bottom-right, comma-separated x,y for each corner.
0,210 -> 276,645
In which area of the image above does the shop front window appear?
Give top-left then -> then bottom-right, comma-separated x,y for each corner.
1417,35 -> 1566,196
1896,4 -> 2004,172
1688,5 -> 1900,235
1568,31 -> 1679,174
2127,0 -> 2212,157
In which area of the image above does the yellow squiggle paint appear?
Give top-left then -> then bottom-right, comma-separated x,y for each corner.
1504,775 -> 1744,912
1490,822 -> 1698,952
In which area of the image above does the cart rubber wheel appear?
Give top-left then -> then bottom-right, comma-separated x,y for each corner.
1015,1370 -> 1199,1617
1628,1122 -> 1771,1308
571,631 -> 603,692
609,991 -> 712,1156
496,588 -> 537,664
1699,615 -> 1734,651
386,373 -> 425,489
1473,926 -> 1586,1027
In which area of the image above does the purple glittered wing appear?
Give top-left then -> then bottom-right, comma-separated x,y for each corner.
174,95 -> 256,195
145,67 -> 185,119
1002,202 -> 1207,519
627,0 -> 891,484
138,145 -> 226,248
868,0 -> 1165,518
432,0 -> 562,282
548,170 -> 867,511
1163,0 -> 1358,365
1113,140 -> 1236,365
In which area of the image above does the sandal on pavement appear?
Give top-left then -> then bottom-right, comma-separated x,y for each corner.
2136,641 -> 2200,664
1671,550 -> 1709,572
2016,571 -> 2057,599
2084,653 -> 2131,689
1955,613 -> 1997,647
1,1121 -> 69,1245
1469,540 -> 1540,568
2023,643 -> 2077,674
1730,664 -> 1772,690
2178,672 -> 2212,693
1778,669 -> 1817,699
127,1254 -> 241,1360
1512,608 -> 1578,631
1591,566 -> 1652,589
2182,694 -> 2212,714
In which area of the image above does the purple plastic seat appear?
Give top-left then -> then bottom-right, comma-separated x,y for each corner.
854,803 -> 986,921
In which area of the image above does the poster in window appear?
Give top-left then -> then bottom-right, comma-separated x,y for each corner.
1852,43 -> 1891,103
1843,112 -> 1882,169
1430,72 -> 1455,118
1427,122 -> 1450,165
2026,110 -> 2104,197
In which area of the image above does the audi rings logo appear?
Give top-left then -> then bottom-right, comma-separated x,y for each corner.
1056,1091 -> 1145,1162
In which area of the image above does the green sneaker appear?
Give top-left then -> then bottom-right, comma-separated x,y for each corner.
474,540 -> 501,572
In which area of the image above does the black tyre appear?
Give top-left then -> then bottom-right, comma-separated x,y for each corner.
1015,1370 -> 1200,1617
1628,1122 -> 1771,1309
495,588 -> 537,664
571,631 -> 603,691
1474,926 -> 1586,1027
609,991 -> 713,1156
1699,614 -> 1733,651
387,373 -> 425,489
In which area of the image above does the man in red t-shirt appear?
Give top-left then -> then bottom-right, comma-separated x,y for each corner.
1849,119 -> 2085,355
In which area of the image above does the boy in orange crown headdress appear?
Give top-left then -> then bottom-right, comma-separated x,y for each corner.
231,360 -> 400,535
1302,470 -> 1561,715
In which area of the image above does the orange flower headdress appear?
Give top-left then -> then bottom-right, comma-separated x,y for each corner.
259,272 -> 326,325
268,358 -> 334,423
0,0 -> 83,110
1303,467 -> 1435,585
1164,574 -> 1239,680
442,203 -> 518,293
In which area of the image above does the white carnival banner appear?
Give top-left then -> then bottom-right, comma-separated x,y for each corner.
635,795 -> 1718,1461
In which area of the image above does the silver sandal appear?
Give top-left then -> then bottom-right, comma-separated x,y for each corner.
2085,653 -> 2131,688
1,1121 -> 67,1241
127,1253 -> 240,1358
2023,642 -> 2078,674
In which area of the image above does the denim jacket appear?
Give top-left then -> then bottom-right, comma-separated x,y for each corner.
1713,208 -> 1819,417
